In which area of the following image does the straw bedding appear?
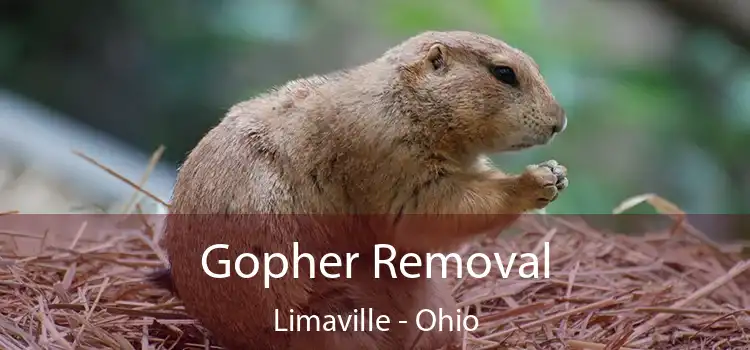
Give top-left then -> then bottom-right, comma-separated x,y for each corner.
1,197 -> 749,349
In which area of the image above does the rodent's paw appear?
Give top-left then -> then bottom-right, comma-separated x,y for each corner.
542,159 -> 568,192
519,159 -> 568,209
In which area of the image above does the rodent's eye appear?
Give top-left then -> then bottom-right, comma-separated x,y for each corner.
490,65 -> 519,87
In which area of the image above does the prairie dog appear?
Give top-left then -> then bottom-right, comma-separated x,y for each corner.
156,31 -> 568,350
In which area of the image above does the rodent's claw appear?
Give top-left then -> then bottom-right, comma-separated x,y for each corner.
520,159 -> 568,209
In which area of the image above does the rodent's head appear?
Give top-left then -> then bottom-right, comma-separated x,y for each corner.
381,31 -> 567,154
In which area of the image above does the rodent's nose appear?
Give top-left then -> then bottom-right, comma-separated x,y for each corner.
553,115 -> 567,134
550,105 -> 567,134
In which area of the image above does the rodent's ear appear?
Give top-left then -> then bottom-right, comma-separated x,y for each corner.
424,43 -> 447,71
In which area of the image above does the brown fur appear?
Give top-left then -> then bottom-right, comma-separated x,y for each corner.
156,31 -> 568,349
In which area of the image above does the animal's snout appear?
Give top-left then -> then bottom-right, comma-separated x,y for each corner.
552,115 -> 567,134
550,104 -> 567,134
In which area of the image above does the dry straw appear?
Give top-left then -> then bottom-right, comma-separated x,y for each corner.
1,148 -> 749,349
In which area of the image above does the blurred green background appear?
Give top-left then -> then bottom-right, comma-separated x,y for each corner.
1,0 -> 749,216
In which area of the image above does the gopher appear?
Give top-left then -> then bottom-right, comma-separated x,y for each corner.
154,31 -> 568,350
